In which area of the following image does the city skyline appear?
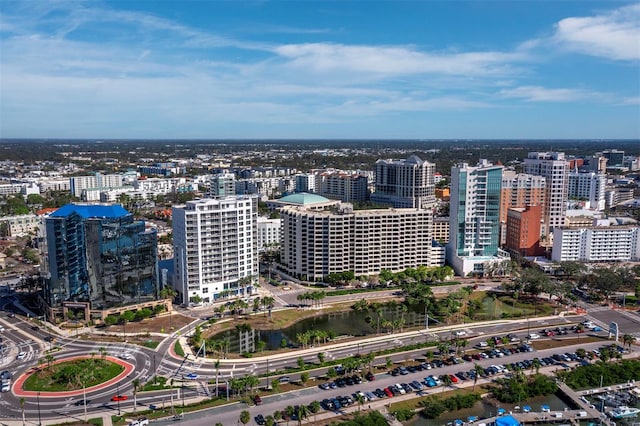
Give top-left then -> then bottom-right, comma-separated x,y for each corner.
1,1 -> 639,140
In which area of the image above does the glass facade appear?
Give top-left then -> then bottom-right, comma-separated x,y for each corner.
45,204 -> 158,310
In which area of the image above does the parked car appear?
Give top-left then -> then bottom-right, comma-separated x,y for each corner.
254,395 -> 263,405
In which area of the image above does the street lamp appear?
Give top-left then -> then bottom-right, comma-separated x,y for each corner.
82,381 -> 87,421
36,391 -> 41,426
266,358 -> 270,390
116,381 -> 121,415
424,306 -> 429,331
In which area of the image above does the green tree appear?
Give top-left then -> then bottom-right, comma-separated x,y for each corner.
239,410 -> 250,425
300,372 -> 309,385
622,334 -> 636,350
441,374 -> 453,393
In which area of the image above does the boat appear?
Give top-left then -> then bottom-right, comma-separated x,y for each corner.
607,406 -> 640,419
522,406 -> 531,413
454,419 -> 464,426
541,405 -> 550,412
497,408 -> 506,416
467,416 -> 478,423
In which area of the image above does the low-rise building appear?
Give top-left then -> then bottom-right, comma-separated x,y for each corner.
551,224 -> 640,262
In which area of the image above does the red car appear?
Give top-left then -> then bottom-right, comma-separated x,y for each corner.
254,395 -> 262,406
449,375 -> 459,384
383,387 -> 394,398
111,395 -> 128,402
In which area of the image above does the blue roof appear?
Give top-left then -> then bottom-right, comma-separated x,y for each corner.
496,416 -> 520,426
278,192 -> 330,205
50,204 -> 130,219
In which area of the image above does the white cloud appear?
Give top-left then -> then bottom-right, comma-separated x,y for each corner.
499,86 -> 599,102
552,3 -> 640,61
274,43 -> 526,77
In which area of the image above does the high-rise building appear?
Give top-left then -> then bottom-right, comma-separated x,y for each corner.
317,172 -> 369,202
209,173 -> 236,198
172,196 -> 258,304
280,203 -> 441,281
44,204 -> 158,321
586,155 -> 608,173
568,170 -> 606,211
69,172 -> 137,199
447,160 -> 509,276
500,171 -> 546,243
371,155 -> 436,209
257,216 -> 282,252
295,173 -> 316,193
505,205 -> 544,257
523,152 -> 569,237
602,149 -> 624,168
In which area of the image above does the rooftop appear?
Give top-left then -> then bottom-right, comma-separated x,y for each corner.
278,192 -> 331,205
50,203 -> 130,219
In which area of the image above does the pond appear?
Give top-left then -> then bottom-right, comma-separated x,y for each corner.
209,304 -> 433,353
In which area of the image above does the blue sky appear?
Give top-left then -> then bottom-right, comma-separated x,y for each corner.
1,1 -> 638,139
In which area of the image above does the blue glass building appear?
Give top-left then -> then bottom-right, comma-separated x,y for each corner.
44,204 -> 158,319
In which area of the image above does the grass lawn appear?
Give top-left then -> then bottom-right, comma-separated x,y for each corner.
174,340 -> 185,357
389,385 -> 489,412
51,418 -> 104,426
529,336 -> 604,351
23,359 -> 124,392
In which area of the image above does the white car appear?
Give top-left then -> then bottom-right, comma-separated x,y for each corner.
16,351 -> 26,360
527,333 -> 540,339
454,330 -> 467,337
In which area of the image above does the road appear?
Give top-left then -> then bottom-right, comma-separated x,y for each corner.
151,340 -> 629,426
0,284 -> 637,424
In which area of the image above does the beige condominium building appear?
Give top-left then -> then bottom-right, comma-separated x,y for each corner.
280,202 -> 443,281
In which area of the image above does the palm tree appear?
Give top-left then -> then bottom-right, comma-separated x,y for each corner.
356,393 -> 365,412
317,352 -> 325,365
296,404 -> 309,425
622,334 -> 636,350
441,374 -> 453,393
532,358 -> 541,376
309,401 -> 321,423
262,296 -> 275,318
285,405 -> 295,426
245,375 -> 259,394
472,363 -> 483,391
45,354 -> 55,369
385,356 -> 393,371
132,378 -> 140,411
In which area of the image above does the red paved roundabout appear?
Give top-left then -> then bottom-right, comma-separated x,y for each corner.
12,356 -> 135,398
